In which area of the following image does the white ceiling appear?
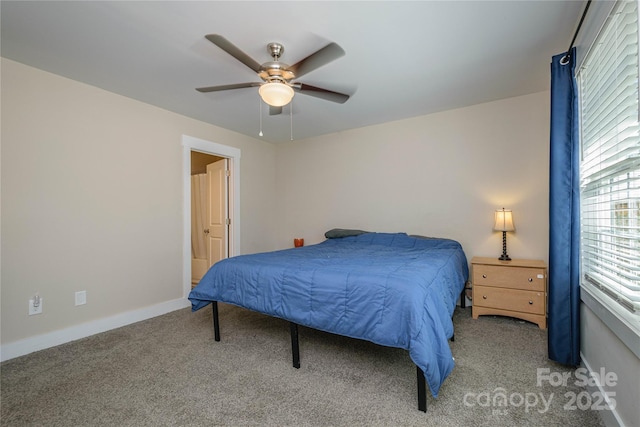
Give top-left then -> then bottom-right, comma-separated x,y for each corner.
1,1 -> 585,143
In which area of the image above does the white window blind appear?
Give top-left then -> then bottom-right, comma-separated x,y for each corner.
578,0 -> 640,322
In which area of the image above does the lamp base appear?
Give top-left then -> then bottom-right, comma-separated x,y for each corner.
498,231 -> 511,261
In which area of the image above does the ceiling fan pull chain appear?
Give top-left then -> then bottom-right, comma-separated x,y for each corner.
258,95 -> 264,137
290,99 -> 294,141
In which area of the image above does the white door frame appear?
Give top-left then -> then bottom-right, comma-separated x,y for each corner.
182,135 -> 241,298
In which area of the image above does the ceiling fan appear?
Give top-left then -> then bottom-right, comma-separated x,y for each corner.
196,34 -> 350,115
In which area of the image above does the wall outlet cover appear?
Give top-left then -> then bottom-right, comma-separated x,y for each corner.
75,291 -> 87,306
28,298 -> 43,316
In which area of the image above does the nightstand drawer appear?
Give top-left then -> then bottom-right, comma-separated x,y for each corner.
473,285 -> 545,315
472,264 -> 545,291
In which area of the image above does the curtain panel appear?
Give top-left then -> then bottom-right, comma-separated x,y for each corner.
548,49 -> 581,366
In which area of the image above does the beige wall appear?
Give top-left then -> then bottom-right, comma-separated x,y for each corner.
1,58 -> 278,346
275,91 -> 550,263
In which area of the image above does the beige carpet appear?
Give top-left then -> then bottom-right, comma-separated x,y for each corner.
1,304 -> 604,426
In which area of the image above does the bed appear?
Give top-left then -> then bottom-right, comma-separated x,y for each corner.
189,231 -> 468,411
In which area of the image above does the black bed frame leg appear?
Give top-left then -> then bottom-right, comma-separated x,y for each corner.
212,301 -> 220,342
417,366 -> 427,412
290,322 -> 300,369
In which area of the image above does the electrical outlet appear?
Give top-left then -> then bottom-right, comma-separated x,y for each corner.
28,296 -> 43,316
75,290 -> 87,306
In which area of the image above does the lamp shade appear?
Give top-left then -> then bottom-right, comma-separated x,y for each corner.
259,82 -> 294,107
493,208 -> 515,232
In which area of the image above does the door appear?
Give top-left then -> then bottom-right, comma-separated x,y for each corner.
206,158 -> 228,267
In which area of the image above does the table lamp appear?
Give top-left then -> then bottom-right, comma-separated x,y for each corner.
494,208 -> 515,261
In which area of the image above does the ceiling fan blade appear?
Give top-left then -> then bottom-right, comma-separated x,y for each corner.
205,34 -> 261,73
196,82 -> 261,93
269,106 -> 283,116
295,83 -> 350,104
288,42 -> 345,78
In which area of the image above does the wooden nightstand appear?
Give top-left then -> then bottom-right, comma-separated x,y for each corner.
471,256 -> 547,329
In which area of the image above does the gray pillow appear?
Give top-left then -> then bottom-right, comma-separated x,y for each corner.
324,228 -> 369,239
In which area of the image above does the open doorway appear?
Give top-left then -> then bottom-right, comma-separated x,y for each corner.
190,151 -> 226,287
182,135 -> 241,298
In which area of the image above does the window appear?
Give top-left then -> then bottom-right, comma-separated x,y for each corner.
578,0 -> 640,331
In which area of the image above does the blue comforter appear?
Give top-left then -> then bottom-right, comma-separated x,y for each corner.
189,232 -> 468,397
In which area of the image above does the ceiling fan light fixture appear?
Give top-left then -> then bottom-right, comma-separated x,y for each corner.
259,82 -> 294,107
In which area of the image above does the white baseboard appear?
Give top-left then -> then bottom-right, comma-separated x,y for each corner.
580,353 -> 625,427
0,298 -> 191,362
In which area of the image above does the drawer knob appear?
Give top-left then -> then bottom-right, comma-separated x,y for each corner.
482,295 -> 487,299
529,300 -> 533,305
482,274 -> 487,279
528,278 -> 533,282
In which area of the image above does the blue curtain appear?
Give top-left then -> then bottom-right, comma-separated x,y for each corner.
548,48 -> 580,366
